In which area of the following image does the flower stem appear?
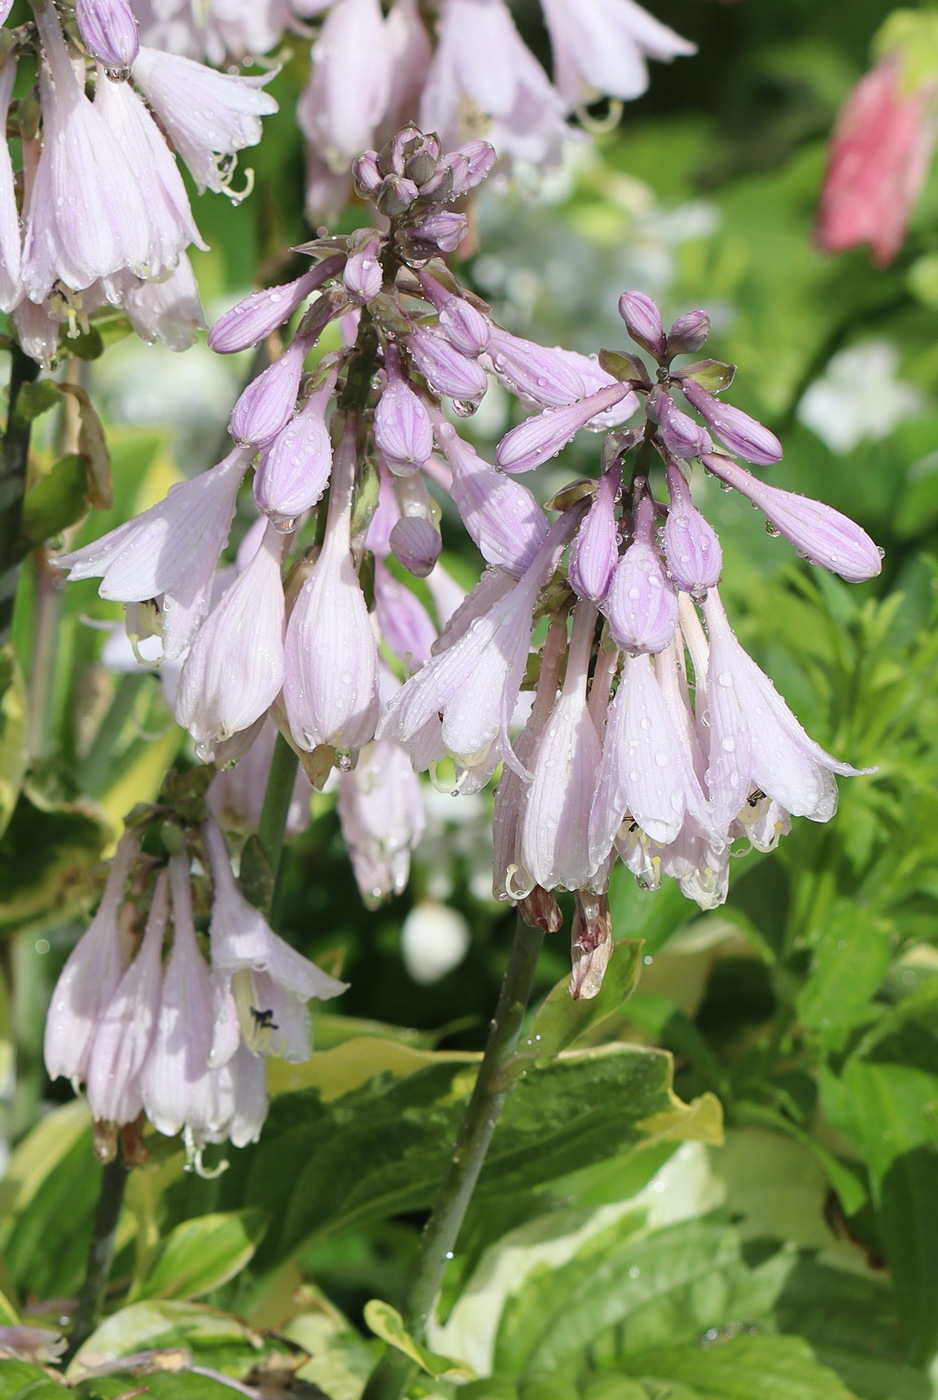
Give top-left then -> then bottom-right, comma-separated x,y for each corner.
0,345 -> 40,648
360,912 -> 546,1400
256,731 -> 300,916
65,1145 -> 128,1363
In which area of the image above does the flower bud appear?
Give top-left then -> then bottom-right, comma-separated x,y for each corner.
603,494 -> 677,654
376,174 -> 419,217
76,0 -> 139,75
568,463 -> 621,602
569,891 -> 614,1000
209,258 -> 344,354
374,346 -> 433,474
408,211 -> 469,252
679,376 -> 782,466
420,273 -> 490,355
618,290 -> 667,361
254,369 -> 337,528
663,461 -> 722,593
229,331 -> 313,447
667,308 -> 710,356
343,232 -> 383,303
654,388 -> 712,460
390,516 -> 442,578
352,150 -> 382,197
407,325 -> 488,402
496,381 -> 633,474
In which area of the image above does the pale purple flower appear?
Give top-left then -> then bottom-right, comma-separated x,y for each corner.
407,325 -> 489,403
344,230 -> 383,303
209,257 -> 345,354
568,462 -> 621,602
0,58 -> 21,312
655,388 -> 712,460
432,413 -> 548,576
602,493 -> 677,654
486,328 -> 624,410
77,0 -> 140,74
663,461 -> 722,594
420,273 -> 491,356
496,381 -> 634,474
420,138 -> 498,199
668,309 -> 710,356
283,420 -> 380,752
379,509 -> 582,776
381,0 -> 434,150
409,211 -> 469,253
375,560 -> 437,670
298,0 -> 391,177
390,515 -> 442,577
118,254 -> 206,351
253,368 -> 337,528
420,0 -> 569,167
130,45 -> 277,198
174,523 -> 286,761
374,346 -> 434,474
701,454 -> 883,583
55,446 -> 250,660
0,0 -> 13,24
701,589 -> 872,829
338,735 -> 426,907
44,831 -> 139,1087
590,650 -> 713,867
204,820 -> 348,1066
539,0 -> 695,110
210,720 -> 312,836
618,290 -> 667,360
22,6 -> 151,301
521,602 -> 603,891
678,375 -> 783,466
229,330 -> 314,447
85,870 -> 168,1128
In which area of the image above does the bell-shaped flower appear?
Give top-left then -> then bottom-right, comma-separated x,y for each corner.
602,494 -> 677,654
343,230 -> 383,303
283,420 -> 380,751
209,257 -> 345,354
85,870 -> 168,1128
407,325 -> 489,403
0,58 -> 21,313
568,462 -> 621,602
663,462 -> 722,594
433,413 -> 548,576
655,388 -> 712,461
204,820 -> 349,1066
701,589 -> 873,830
700,453 -> 882,583
130,46 -> 278,197
93,62 -> 206,274
618,290 -> 667,360
668,309 -> 710,356
77,0 -> 140,75
419,0 -> 569,167
733,791 -> 792,856
229,330 -> 314,447
141,856 -> 215,1139
174,523 -> 286,762
658,819 -> 730,911
539,0 -> 694,110
44,831 -> 139,1087
497,381 -> 634,474
374,346 -> 434,474
119,253 -> 206,351
521,602 -> 603,891
196,1041 -> 269,1150
55,447 -> 251,660
375,561 -> 436,670
590,650 -> 712,868
379,509 -> 582,775
22,6 -> 151,302
297,0 -> 391,178
678,376 -> 782,466
338,734 -> 426,907
253,368 -> 337,529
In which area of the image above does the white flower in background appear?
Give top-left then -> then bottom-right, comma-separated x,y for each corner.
797,339 -> 926,453
401,901 -> 471,985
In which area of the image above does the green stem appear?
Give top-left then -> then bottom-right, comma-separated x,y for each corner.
26,564 -> 63,761
257,731 -> 300,915
77,672 -> 147,793
0,345 -> 40,648
360,913 -> 546,1400
65,1146 -> 128,1363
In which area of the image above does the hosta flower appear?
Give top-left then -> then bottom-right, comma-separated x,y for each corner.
662,461 -> 722,594
0,58 -> 21,313
298,0 -> 391,176
338,735 -> 426,907
253,368 -> 337,528
496,381 -> 635,474
568,463 -> 621,603
374,562 -> 436,670
229,328 -> 316,447
44,831 -> 140,1087
375,345 -> 434,474
679,376 -> 782,466
603,492 -> 678,654
209,256 -> 345,354
76,0 -> 140,74
407,325 -> 489,403
540,0 -> 695,110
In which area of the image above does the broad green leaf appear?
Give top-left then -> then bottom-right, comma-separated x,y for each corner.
730,1109 -> 867,1218
2,1126 -> 105,1300
619,1334 -> 856,1400
364,1301 -> 475,1381
493,1214 -> 793,1377
266,1035 -> 476,1100
129,1209 -> 269,1302
0,1100 -> 91,1230
17,455 -> 88,558
0,648 -> 26,843
286,1309 -> 378,1400
76,1371 -> 246,1400
0,786 -> 111,936
513,941 -> 644,1063
796,905 -> 892,1051
0,1361 -> 70,1399
11,380 -> 61,423
66,1301 -> 262,1381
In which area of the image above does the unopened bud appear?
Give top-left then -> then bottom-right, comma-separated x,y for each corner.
618,290 -> 667,361
568,891 -> 614,1000
519,886 -> 564,933
667,309 -> 710,356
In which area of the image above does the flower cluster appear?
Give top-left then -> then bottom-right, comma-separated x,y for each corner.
0,0 -> 277,364
57,126 -> 881,997
44,820 -> 346,1166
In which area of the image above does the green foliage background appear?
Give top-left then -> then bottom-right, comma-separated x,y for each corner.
3,0 -> 938,1396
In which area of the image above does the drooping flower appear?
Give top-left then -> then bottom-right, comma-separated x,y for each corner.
338,734 -> 426,907
539,0 -> 695,111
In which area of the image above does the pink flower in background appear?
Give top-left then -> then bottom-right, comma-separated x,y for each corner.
816,54 -> 936,267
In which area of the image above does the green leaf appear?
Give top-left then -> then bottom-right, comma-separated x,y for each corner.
0,647 -> 27,843
11,380 -> 61,423
796,904 -> 892,1052
285,1307 -> 378,1400
17,455 -> 88,557
0,786 -> 110,936
0,1361 -> 70,1399
676,359 -> 735,392
513,941 -> 644,1063
129,1209 -> 269,1302
619,1334 -> 856,1400
2,1123 -> 104,1300
66,1301 -> 263,1381
364,1301 -> 476,1380
76,1371 -> 246,1400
